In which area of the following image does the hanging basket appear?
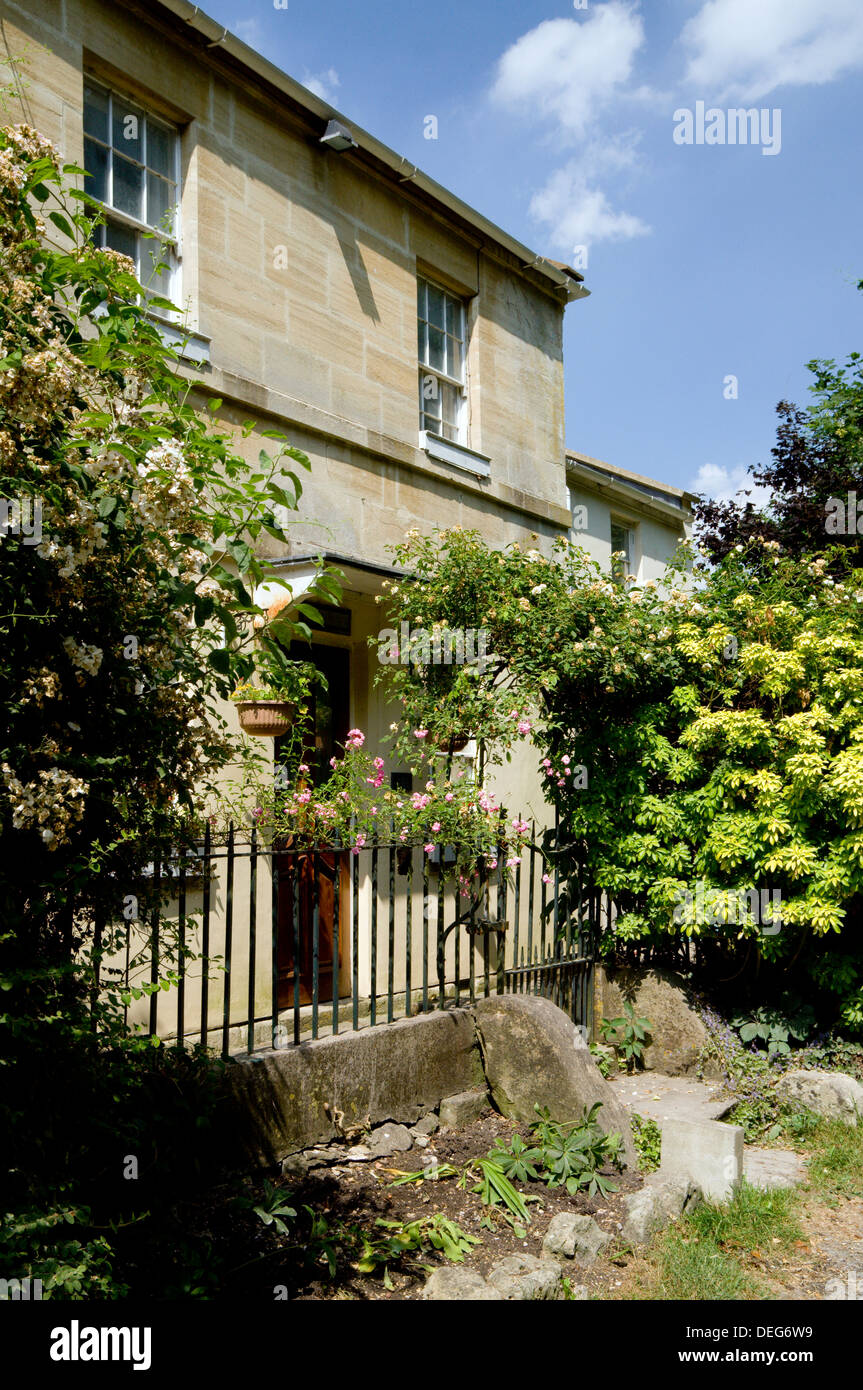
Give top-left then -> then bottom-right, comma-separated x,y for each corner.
235,700 -> 297,738
437,733 -> 471,753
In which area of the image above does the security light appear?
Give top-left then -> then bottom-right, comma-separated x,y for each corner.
320,119 -> 357,152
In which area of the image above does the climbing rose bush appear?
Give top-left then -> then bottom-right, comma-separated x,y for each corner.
0,124 -> 331,973
214,729 -> 530,880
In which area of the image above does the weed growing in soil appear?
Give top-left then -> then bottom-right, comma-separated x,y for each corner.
630,1113 -> 662,1173
393,1101 -> 624,1227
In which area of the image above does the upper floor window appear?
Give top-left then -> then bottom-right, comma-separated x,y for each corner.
610,520 -> 636,584
417,276 -> 466,443
83,78 -> 180,309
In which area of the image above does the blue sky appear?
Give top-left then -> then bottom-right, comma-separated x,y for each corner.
205,0 -> 862,502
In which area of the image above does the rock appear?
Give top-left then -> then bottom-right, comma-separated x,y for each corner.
600,967 -> 714,1076
411,1113 -> 440,1137
342,1145 -> 373,1162
365,1122 -> 414,1157
776,1069 -> 863,1126
422,1268 -> 502,1301
472,995 -> 638,1166
439,1089 -> 489,1127
542,1213 -> 611,1265
621,1175 -> 702,1245
280,1146 -> 335,1177
487,1253 -> 564,1300
280,1152 -> 311,1180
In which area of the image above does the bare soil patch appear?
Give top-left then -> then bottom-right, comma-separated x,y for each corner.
238,1110 -> 642,1301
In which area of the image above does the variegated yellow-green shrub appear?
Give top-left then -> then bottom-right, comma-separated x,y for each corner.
542,542 -> 863,1031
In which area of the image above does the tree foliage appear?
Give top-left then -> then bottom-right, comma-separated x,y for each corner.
0,125 -> 335,958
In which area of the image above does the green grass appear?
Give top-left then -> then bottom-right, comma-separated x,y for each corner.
805,1116 -> 863,1201
654,1182 -> 804,1300
687,1180 -> 804,1250
614,1181 -> 805,1301
651,1231 -> 768,1300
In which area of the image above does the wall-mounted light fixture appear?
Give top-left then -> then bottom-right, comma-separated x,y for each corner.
320,119 -> 357,152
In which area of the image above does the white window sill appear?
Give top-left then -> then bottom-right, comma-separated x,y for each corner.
420,431 -> 491,479
148,315 -> 211,366
90,301 -> 211,366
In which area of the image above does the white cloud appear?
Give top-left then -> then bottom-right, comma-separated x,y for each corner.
302,68 -> 341,103
491,6 -> 651,247
492,4 -> 646,140
681,0 -> 863,101
234,17 -> 264,51
530,149 -> 650,249
691,462 -> 772,508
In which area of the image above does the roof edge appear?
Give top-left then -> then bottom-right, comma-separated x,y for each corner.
125,0 -> 590,304
567,449 -> 695,509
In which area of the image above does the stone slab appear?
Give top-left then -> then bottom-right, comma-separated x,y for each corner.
611,1072 -> 735,1125
439,1089 -> 490,1127
743,1146 -> 807,1190
659,1116 -> 743,1201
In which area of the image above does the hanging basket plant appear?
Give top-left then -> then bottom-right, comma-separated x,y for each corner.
230,660 -> 315,739
231,688 -> 297,738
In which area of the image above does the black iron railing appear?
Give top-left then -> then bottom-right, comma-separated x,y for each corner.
114,825 -> 606,1056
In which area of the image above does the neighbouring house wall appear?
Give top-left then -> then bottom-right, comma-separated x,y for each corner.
568,478 -> 691,585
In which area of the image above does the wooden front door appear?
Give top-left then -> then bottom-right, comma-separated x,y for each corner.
276,644 -> 350,1007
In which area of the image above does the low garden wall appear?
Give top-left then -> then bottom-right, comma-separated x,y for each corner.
224,994 -> 638,1167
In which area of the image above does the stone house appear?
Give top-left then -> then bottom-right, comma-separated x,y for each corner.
1,0 -> 691,1044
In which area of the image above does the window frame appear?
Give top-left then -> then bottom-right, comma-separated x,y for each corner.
417,274 -> 468,445
83,75 -> 182,313
610,518 -> 637,583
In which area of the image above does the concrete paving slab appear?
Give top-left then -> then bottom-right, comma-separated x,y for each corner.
743,1146 -> 807,1190
610,1072 -> 735,1125
612,1073 -> 808,1195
